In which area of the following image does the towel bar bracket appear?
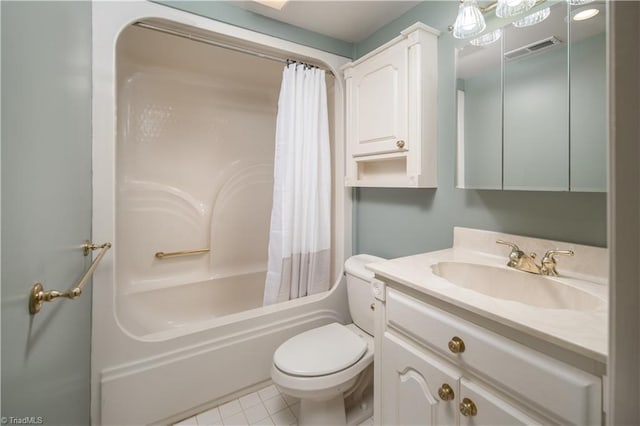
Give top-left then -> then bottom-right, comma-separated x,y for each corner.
29,241 -> 112,315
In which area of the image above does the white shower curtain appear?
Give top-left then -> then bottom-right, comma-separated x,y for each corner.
263,63 -> 331,306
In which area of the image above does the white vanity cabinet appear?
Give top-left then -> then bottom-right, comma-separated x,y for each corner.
375,285 -> 603,425
343,23 -> 439,188
380,332 -> 460,425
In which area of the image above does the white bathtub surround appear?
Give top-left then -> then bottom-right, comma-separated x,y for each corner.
92,2 -> 350,424
265,64 -> 332,305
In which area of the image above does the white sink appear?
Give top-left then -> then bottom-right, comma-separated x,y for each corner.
431,262 -> 605,311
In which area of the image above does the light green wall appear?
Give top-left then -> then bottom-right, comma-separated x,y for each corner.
353,1 -> 607,258
155,1 -> 355,58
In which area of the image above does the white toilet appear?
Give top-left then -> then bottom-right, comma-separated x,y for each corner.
270,254 -> 385,426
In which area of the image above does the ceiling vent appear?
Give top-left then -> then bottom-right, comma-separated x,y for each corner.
504,36 -> 562,61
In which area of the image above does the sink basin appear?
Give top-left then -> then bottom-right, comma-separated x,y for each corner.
431,262 -> 605,311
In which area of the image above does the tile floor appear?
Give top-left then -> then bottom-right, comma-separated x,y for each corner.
174,384 -> 374,426
174,384 -> 299,426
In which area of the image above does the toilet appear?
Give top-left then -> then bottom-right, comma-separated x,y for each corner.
270,254 -> 385,426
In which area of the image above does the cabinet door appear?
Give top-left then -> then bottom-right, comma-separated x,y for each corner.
459,378 -> 545,426
349,41 -> 407,157
381,333 -> 460,426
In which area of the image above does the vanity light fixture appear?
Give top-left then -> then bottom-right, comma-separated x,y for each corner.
512,7 -> 551,27
470,28 -> 502,46
450,0 -> 545,39
452,0 -> 487,39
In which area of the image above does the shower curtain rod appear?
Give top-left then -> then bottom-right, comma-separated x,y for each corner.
133,21 -> 335,76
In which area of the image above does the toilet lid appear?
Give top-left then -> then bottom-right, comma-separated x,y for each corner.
274,323 -> 367,377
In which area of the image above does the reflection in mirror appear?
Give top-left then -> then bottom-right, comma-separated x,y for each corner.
503,1 -> 568,190
455,0 -> 607,192
456,26 -> 503,189
569,1 -> 606,192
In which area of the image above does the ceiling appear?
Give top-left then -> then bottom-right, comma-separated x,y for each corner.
226,0 -> 422,43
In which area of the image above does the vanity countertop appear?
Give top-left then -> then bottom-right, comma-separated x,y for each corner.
367,227 -> 608,364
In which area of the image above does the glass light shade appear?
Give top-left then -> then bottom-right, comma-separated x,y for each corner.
453,0 -> 487,39
512,7 -> 551,27
470,28 -> 503,46
496,0 -> 536,18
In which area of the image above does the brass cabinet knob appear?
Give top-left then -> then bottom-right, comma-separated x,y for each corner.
396,140 -> 405,149
437,383 -> 455,401
448,336 -> 466,354
370,303 -> 375,311
459,398 -> 478,417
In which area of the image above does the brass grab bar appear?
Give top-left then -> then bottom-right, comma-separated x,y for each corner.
29,241 -> 112,315
155,248 -> 210,259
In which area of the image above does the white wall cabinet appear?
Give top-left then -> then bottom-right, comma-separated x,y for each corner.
375,286 -> 603,425
343,23 -> 439,187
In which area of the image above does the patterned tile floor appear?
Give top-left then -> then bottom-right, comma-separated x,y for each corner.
174,383 -> 373,426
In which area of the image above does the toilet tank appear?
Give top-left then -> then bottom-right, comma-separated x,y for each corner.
345,254 -> 386,336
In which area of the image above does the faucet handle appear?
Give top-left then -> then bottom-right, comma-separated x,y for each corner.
496,239 -> 520,251
496,240 -> 525,268
540,249 -> 575,276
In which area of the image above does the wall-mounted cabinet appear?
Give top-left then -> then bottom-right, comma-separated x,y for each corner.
343,23 -> 440,187
456,1 -> 607,192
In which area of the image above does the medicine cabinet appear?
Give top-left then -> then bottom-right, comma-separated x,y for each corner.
455,1 -> 606,192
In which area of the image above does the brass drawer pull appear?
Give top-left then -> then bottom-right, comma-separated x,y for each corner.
448,336 -> 466,354
396,140 -> 405,149
459,398 -> 478,417
438,383 -> 455,401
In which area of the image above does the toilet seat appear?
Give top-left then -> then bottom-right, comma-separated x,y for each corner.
273,323 -> 367,377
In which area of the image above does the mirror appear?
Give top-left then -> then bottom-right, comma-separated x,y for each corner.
455,1 -> 606,192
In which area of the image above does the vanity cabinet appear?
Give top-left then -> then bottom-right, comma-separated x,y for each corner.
343,23 -> 439,188
375,285 -> 603,425
381,332 -> 542,425
380,332 -> 459,425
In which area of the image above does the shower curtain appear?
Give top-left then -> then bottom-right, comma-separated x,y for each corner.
264,63 -> 331,306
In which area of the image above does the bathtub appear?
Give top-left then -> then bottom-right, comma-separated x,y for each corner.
92,2 -> 351,425
118,272 -> 266,339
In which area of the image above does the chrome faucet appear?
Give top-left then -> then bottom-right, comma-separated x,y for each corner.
496,240 -> 574,276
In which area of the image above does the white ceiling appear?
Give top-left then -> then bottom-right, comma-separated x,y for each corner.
226,0 -> 422,43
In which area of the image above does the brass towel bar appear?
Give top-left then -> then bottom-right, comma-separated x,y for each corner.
29,241 -> 112,315
155,248 -> 210,259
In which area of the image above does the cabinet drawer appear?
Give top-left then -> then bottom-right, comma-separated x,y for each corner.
386,288 -> 601,425
459,378 -> 545,426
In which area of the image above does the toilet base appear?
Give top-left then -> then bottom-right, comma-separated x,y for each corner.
299,395 -> 346,426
